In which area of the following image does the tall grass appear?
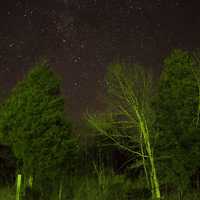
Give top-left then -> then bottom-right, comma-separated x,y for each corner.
0,186 -> 15,200
70,174 -> 132,200
0,183 -> 200,200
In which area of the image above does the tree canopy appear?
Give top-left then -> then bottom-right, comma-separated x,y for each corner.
154,49 -> 200,194
0,61 -> 78,196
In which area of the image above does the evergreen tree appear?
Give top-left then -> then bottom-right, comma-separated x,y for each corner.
154,49 -> 200,196
0,61 -> 78,198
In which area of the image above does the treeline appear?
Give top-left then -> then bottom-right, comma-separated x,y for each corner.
0,49 -> 200,200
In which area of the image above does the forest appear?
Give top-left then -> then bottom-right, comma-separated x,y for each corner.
1,49 -> 200,200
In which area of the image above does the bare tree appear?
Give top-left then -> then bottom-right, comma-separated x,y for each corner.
87,63 -> 161,199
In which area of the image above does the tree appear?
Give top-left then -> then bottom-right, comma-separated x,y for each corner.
87,63 -> 161,199
0,61 -> 78,198
154,49 -> 200,197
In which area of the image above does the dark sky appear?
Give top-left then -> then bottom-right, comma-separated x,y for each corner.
0,0 -> 200,119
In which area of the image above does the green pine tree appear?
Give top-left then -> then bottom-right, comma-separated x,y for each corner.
154,49 -> 200,197
0,61 -> 78,198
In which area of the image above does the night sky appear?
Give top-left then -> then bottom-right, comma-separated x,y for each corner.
0,0 -> 200,119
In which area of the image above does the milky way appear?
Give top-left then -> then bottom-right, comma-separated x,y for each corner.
0,0 -> 200,119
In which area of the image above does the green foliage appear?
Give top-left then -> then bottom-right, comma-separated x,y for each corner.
71,173 -> 132,200
0,186 -> 15,200
0,61 -> 78,197
154,49 -> 200,193
2,49 -> 200,199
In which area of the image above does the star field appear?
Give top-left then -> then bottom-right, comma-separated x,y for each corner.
0,0 -> 200,118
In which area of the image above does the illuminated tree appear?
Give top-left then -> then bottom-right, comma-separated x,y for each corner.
0,61 -> 78,198
154,49 -> 200,197
87,63 -> 161,199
